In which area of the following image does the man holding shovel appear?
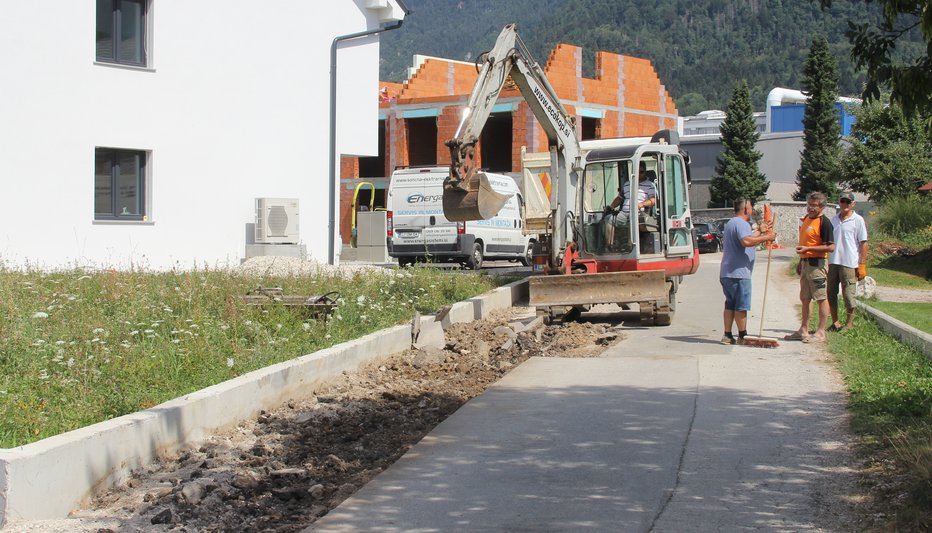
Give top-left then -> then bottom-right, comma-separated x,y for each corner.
719,197 -> 776,345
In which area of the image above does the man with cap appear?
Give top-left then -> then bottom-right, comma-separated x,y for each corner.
827,191 -> 869,332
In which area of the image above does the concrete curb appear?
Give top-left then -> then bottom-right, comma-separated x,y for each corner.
0,278 -> 529,525
857,300 -> 932,359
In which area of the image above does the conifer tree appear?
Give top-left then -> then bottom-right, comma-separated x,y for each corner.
794,34 -> 841,200
709,80 -> 768,207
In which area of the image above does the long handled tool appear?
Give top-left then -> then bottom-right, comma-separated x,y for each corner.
742,205 -> 780,348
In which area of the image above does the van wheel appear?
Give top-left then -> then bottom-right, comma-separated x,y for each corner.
398,257 -> 412,268
519,241 -> 534,267
465,243 -> 483,270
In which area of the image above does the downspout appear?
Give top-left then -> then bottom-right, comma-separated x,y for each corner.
328,1 -> 411,265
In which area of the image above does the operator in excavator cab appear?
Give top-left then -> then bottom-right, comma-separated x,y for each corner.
603,161 -> 657,219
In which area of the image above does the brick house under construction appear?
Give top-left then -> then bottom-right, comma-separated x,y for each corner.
339,43 -> 679,244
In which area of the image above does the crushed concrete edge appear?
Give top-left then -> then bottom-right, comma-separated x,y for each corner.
0,278 -> 529,525
857,300 -> 932,359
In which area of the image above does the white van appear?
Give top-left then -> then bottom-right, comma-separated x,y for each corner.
387,167 -> 532,269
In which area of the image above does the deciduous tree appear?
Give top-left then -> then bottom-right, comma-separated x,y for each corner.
820,0 -> 932,118
839,100 -> 932,203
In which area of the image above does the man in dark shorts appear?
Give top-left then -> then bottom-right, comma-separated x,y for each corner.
719,198 -> 776,345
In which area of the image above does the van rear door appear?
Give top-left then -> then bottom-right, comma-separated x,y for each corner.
389,171 -> 457,249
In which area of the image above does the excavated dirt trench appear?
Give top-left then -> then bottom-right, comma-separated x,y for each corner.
54,308 -> 620,532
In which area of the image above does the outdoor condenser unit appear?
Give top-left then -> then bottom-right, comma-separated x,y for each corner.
255,198 -> 299,244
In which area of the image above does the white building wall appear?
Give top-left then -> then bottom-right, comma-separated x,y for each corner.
0,1 -> 403,269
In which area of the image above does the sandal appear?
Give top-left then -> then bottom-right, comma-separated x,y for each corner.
783,331 -> 807,341
828,324 -> 844,332
802,335 -> 825,344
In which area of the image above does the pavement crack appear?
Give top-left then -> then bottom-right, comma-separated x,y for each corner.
648,356 -> 700,533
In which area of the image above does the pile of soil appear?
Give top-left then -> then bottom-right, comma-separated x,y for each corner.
68,309 -> 620,532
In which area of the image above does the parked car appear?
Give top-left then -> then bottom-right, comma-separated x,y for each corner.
709,218 -> 731,245
694,222 -> 721,253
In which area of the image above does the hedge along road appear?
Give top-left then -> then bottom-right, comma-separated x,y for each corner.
310,248 -> 860,532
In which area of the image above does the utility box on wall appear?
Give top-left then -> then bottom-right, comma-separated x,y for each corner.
255,198 -> 299,244
355,211 -> 390,262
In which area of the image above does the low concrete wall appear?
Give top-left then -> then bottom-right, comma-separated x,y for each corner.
0,278 -> 528,525
858,301 -> 932,359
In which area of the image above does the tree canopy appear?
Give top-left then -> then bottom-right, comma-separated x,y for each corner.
381,1 -> 923,114
795,35 -> 842,200
710,80 -> 768,207
838,100 -> 932,203
820,0 -> 932,117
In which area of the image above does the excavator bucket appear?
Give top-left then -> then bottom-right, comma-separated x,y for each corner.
442,171 -> 512,222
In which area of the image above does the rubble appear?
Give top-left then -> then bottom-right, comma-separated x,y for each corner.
64,308 -> 619,532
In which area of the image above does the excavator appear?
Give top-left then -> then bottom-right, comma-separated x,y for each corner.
443,24 -> 699,325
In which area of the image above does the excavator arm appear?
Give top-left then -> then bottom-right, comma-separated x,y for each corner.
443,23 -> 582,238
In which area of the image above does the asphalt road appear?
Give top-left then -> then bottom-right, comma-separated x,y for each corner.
309,249 -> 857,532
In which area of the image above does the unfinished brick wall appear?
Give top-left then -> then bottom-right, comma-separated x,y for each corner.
338,44 -> 678,243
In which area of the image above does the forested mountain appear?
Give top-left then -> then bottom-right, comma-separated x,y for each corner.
380,0 -> 923,115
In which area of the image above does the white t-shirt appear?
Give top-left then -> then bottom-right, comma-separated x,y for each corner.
829,211 -> 868,268
621,179 -> 657,215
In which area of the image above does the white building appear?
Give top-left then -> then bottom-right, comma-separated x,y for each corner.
0,0 -> 407,269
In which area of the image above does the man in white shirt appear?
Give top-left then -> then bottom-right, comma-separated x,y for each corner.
827,191 -> 869,332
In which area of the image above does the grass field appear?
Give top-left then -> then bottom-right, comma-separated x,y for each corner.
0,266 -> 499,448
866,301 -> 932,334
828,315 -> 932,530
868,241 -> 932,290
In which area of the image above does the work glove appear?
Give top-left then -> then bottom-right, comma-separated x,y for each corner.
603,205 -> 616,216
856,264 -> 867,280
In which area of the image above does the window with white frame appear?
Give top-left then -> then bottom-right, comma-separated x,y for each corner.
96,0 -> 148,67
95,148 -> 147,221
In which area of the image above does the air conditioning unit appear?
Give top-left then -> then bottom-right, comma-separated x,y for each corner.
255,198 -> 299,244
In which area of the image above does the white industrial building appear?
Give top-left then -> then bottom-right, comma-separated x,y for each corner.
0,0 -> 407,269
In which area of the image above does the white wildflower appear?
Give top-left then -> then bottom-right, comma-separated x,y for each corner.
55,340 -> 66,346
93,328 -> 105,334
360,315 -> 367,321
171,339 -> 180,344
67,357 -> 75,368
244,320 -> 253,326
220,324 -> 229,330
91,338 -> 100,343
189,324 -> 199,329
226,358 -> 235,368
302,323 -> 311,331
38,369 -> 49,380
130,330 -> 139,336
325,334 -> 332,339
276,323 -> 283,330
356,295 -> 366,306
144,329 -> 154,334
32,339 -> 46,346
32,312 -> 49,319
